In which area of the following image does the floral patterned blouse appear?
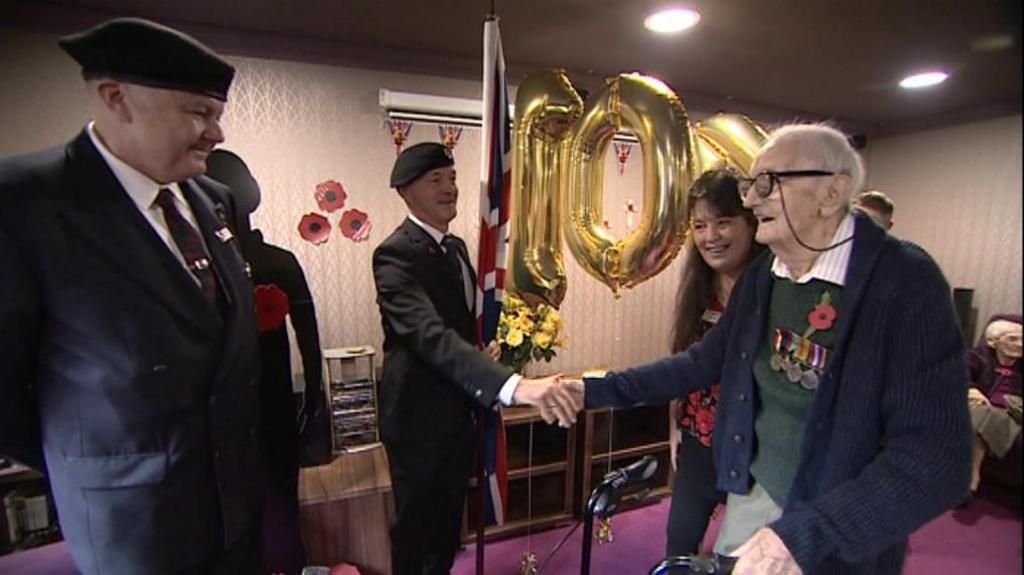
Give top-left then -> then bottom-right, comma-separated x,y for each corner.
675,300 -> 725,447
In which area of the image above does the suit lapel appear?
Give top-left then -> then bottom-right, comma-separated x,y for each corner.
453,236 -> 477,311
400,218 -> 474,315
59,132 -> 222,335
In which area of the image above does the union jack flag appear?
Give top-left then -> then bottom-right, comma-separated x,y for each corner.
476,15 -> 511,527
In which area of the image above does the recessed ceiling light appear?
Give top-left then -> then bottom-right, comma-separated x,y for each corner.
970,34 -> 1015,52
899,71 -> 949,89
644,8 -> 701,34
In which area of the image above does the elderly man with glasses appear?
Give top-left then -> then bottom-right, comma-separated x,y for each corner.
556,123 -> 971,574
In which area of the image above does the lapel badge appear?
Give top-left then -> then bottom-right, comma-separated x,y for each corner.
214,226 -> 234,243
244,262 -> 253,278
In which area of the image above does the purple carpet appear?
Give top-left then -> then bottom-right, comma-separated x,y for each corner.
1,486 -> 1018,574
453,486 -> 1022,574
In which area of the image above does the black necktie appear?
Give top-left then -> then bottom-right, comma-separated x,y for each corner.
154,188 -> 218,302
441,235 -> 464,286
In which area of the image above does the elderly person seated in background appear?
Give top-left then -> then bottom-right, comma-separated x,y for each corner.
559,123 -> 971,574
967,315 -> 1022,494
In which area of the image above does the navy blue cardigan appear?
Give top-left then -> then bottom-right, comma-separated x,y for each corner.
586,212 -> 972,574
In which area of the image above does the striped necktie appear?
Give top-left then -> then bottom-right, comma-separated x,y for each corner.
154,188 -> 218,301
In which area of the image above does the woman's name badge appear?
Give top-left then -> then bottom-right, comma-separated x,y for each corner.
701,309 -> 722,324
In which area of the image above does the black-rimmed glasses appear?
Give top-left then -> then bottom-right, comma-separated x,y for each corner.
737,170 -> 835,199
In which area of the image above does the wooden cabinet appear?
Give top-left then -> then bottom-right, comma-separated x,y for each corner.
322,346 -> 381,454
299,446 -> 394,575
463,406 -> 577,542
576,405 -> 674,516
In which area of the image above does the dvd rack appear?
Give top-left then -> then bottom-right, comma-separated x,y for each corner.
322,346 -> 380,454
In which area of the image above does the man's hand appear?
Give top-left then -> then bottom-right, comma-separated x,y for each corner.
512,374 -> 583,427
484,340 -> 501,362
730,527 -> 802,575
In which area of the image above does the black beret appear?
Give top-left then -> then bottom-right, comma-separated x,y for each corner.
390,142 -> 455,188
58,18 -> 235,101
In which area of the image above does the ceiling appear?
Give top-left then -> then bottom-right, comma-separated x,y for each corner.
2,0 -> 1021,137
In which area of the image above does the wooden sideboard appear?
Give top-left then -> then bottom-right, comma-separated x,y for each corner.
299,446 -> 394,575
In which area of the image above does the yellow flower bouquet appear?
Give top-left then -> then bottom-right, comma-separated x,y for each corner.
496,294 -> 566,373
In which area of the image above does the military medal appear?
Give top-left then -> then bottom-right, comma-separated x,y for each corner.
770,353 -> 785,371
785,363 -> 803,383
799,369 -> 820,390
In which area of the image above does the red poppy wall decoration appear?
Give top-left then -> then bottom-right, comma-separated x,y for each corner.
298,213 -> 331,245
340,209 -> 372,242
254,283 -> 290,332
315,180 -> 347,213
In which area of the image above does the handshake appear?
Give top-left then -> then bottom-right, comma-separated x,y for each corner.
511,375 -> 585,427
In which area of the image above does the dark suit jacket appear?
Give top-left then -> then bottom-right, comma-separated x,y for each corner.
372,218 -> 511,445
0,131 -> 261,575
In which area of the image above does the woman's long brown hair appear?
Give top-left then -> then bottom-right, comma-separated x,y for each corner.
670,169 -> 764,353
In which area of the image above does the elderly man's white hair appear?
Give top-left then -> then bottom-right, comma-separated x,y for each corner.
985,318 -> 1022,346
762,123 -> 866,204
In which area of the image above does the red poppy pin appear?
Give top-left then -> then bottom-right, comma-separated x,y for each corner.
314,180 -> 347,213
807,291 -> 837,332
254,284 -> 290,332
339,209 -> 372,242
298,213 -> 331,245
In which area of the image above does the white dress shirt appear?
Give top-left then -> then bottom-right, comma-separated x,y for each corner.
86,122 -> 208,286
771,212 -> 856,287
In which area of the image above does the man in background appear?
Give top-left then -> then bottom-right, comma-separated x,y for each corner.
0,18 -> 261,574
853,189 -> 894,230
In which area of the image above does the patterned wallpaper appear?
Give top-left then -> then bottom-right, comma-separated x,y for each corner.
220,55 -> 682,374
1,28 -> 1020,374
864,116 -> 1023,337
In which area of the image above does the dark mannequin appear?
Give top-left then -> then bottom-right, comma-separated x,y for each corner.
207,149 -> 331,575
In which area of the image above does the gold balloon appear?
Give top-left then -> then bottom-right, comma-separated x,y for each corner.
507,70 -> 582,307
562,73 -> 696,296
506,73 -> 767,303
694,113 -> 768,174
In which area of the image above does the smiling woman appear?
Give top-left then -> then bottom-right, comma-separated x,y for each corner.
666,168 -> 764,556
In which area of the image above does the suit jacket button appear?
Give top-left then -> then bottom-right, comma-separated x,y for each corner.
740,351 -> 749,360
729,469 -> 739,479
738,393 -> 747,402
474,389 -> 482,398
209,395 -> 217,406
732,434 -> 743,443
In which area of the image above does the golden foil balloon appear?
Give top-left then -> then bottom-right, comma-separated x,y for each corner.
507,69 -> 583,307
693,113 -> 768,174
506,72 -> 767,302
562,73 -> 696,296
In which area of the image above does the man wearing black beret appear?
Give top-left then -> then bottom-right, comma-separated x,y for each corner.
373,142 -> 577,574
0,18 -> 262,574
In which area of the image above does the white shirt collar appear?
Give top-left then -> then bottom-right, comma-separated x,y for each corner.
86,122 -> 187,211
407,213 -> 447,246
771,212 -> 856,286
